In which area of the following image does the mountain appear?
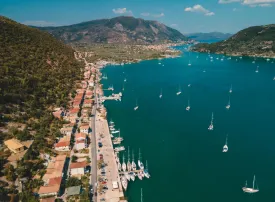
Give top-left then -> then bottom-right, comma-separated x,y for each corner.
192,25 -> 275,57
186,32 -> 232,42
38,16 -> 187,44
0,16 -> 82,123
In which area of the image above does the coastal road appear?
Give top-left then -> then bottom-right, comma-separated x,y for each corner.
90,81 -> 98,202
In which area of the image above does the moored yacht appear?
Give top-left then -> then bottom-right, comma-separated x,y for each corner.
132,151 -> 137,171
138,171 -> 143,180
125,172 -> 131,181
255,66 -> 259,73
208,112 -> 214,131
242,175 -> 259,194
129,172 -> 135,181
176,85 -> 182,95
122,155 -> 126,172
186,98 -> 190,111
134,99 -> 139,111
138,148 -> 144,170
121,176 -> 128,190
226,96 -> 231,110
229,84 -> 232,93
159,88 -> 163,99
127,147 -> 132,171
144,160 -> 150,179
222,134 -> 228,153
118,161 -> 122,171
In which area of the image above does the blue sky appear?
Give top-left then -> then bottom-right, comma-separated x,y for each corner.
1,0 -> 275,34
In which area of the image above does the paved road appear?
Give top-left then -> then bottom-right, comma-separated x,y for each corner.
90,82 -> 98,202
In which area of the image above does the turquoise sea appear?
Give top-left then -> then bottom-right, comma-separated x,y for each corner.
101,47 -> 275,202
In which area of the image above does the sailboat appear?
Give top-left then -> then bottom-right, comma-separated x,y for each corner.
176,85 -> 182,95
124,78 -> 127,82
229,84 -> 232,93
122,154 -> 126,172
242,175 -> 259,193
122,83 -> 124,91
144,160 -> 150,179
134,99 -> 139,111
255,66 -> 259,73
188,84 -> 191,87
159,88 -> 163,99
102,74 -> 108,79
222,134 -> 228,152
129,172 -> 135,181
125,172 -> 131,181
127,147 -> 132,171
226,96 -> 231,110
188,60 -> 192,66
121,176 -> 128,190
138,148 -> 144,170
208,112 -> 214,131
273,76 -> 275,81
138,171 -> 143,180
186,98 -> 190,111
132,151 -> 137,171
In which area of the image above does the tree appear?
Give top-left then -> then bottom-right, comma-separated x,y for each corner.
4,164 -> 17,182
71,155 -> 78,162
66,177 -> 82,188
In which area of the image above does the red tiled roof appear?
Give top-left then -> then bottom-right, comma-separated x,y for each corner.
80,125 -> 90,129
69,108 -> 79,114
75,133 -> 86,139
55,141 -> 70,147
38,184 -> 60,194
84,99 -> 93,104
76,139 -> 85,144
48,177 -> 62,186
70,161 -> 87,169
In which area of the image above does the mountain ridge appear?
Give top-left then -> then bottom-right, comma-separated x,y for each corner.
192,24 -> 275,57
186,32 -> 233,42
38,16 -> 187,44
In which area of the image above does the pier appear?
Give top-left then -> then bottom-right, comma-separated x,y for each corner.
101,93 -> 122,102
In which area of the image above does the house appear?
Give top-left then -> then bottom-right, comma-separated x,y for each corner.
69,108 -> 79,117
75,93 -> 84,100
65,185 -> 81,197
73,100 -> 81,108
55,136 -> 71,151
83,99 -> 93,108
60,127 -> 73,136
80,125 -> 90,134
88,81 -> 94,87
52,110 -> 64,119
70,161 -> 87,177
38,155 -> 66,197
85,91 -> 93,99
4,139 -> 25,153
75,133 -> 86,151
75,133 -> 86,141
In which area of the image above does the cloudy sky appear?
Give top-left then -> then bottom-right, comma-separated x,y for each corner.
1,0 -> 275,34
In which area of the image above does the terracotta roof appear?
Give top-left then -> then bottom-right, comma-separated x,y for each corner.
70,161 -> 87,169
84,99 -> 93,104
75,133 -> 86,139
40,197 -> 56,202
69,108 -> 79,114
55,141 -> 70,147
38,184 -> 60,194
60,127 -> 73,132
4,139 -> 24,150
76,139 -> 85,144
80,125 -> 90,130
48,177 -> 62,186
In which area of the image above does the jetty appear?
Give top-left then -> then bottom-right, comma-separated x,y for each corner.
101,93 -> 122,102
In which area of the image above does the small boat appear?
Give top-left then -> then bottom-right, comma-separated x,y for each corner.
102,74 -> 108,80
226,96 -> 231,110
176,85 -> 182,95
108,85 -> 114,91
252,61 -> 255,64
188,60 -> 192,66
134,99 -> 139,111
242,175 -> 259,194
144,160 -> 150,179
109,127 -> 115,131
229,84 -> 232,94
114,146 -> 125,152
138,148 -> 144,170
255,66 -> 259,73
159,88 -> 163,99
203,69 -> 206,72
208,112 -> 214,131
118,161 -> 122,171
129,172 -> 135,181
125,172 -> 131,181
122,155 -> 126,172
273,77 -> 275,81
222,134 -> 228,153
111,130 -> 120,134
186,98 -> 190,111
138,171 -> 143,180
132,151 -> 137,171
121,176 -> 128,190
188,84 -> 191,87
109,120 -> 114,125
124,78 -> 127,82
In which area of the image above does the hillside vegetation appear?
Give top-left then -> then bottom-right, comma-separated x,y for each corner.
192,25 -> 275,57
39,16 -> 187,44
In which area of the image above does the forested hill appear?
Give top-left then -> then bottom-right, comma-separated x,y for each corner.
38,16 -> 187,44
192,24 -> 275,57
0,16 -> 82,123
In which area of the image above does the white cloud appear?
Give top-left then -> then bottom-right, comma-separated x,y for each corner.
258,3 -> 272,6
184,5 -> 215,16
218,0 -> 242,3
22,20 -> 56,26
243,0 -> 275,4
140,12 -> 150,16
152,12 -> 165,18
112,8 -> 133,15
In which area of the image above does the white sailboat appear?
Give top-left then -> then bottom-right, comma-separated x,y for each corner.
132,151 -> 137,171
229,84 -> 232,93
138,171 -> 143,180
111,129 -> 120,134
186,98 -> 190,111
144,160 -> 150,179
124,78 -> 127,82
121,176 -> 128,190
129,172 -> 135,181
138,148 -> 144,170
134,99 -> 139,111
176,85 -> 182,95
188,60 -> 192,66
242,175 -> 259,193
226,96 -> 231,110
222,134 -> 228,153
125,172 -> 131,181
159,88 -> 163,99
102,74 -> 108,80
255,66 -> 259,73
188,84 -> 191,87
127,147 -> 132,171
208,112 -> 214,131
122,83 -> 124,91
273,76 -> 275,81
122,154 -> 126,172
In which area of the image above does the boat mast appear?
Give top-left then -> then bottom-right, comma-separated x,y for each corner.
141,188 -> 143,202
139,148 -> 141,160
226,134 -> 228,145
253,175 -> 255,189
132,150 -> 134,161
146,160 -> 148,170
128,146 -> 130,162
211,112 -> 214,124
